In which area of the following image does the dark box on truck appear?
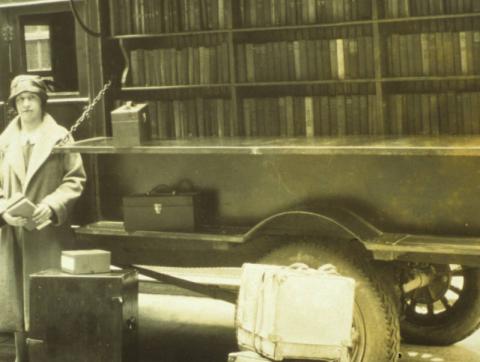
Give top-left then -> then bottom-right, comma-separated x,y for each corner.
27,269 -> 138,362
123,192 -> 198,232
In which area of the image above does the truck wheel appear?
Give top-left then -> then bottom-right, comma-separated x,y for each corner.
259,242 -> 400,362
401,264 -> 480,345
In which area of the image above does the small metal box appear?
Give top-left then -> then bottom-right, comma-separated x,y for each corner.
111,102 -> 150,146
61,249 -> 111,274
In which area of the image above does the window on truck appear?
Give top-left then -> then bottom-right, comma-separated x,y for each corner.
20,11 -> 78,92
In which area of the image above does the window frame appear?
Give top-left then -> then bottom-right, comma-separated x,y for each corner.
3,1 -> 89,98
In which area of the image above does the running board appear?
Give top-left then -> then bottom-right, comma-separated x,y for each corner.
365,233 -> 480,264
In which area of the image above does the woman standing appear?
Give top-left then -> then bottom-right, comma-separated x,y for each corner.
0,75 -> 86,361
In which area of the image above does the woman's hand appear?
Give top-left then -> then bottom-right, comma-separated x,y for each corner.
2,211 -> 28,227
32,203 -> 53,225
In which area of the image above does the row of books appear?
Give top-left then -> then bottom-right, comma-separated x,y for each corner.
130,96 -> 377,139
386,92 -> 480,135
109,0 -> 480,36
144,98 -> 235,139
385,31 -> 480,77
122,91 -> 480,139
241,95 -> 381,137
127,29 -> 480,87
130,44 -> 230,86
236,37 -> 375,82
109,0 -> 374,35
237,0 -> 372,27
383,0 -> 480,18
109,0 -> 232,35
139,95 -> 381,138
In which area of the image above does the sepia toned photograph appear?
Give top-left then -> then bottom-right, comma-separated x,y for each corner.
0,0 -> 479,361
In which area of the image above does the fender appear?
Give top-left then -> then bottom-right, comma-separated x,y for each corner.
241,207 -> 480,266
243,206 -> 383,244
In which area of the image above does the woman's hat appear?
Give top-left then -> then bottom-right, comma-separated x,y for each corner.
8,74 -> 48,107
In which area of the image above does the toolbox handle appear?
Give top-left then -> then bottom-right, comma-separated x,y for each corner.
146,184 -> 174,195
147,179 -> 195,196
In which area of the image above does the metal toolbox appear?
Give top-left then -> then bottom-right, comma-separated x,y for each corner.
28,269 -> 138,362
111,102 -> 150,146
123,192 -> 198,232
236,263 -> 355,361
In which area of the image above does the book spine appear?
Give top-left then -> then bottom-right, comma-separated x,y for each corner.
320,96 -> 330,135
305,96 -> 314,137
359,94 -> 368,134
285,96 -> 295,136
329,95 -> 338,135
336,38 -> 345,80
459,31 -> 468,75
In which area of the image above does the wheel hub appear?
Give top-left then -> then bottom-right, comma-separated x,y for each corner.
404,264 -> 465,318
410,265 -> 451,304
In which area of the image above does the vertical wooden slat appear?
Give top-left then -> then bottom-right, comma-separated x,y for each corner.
227,0 -> 238,135
372,0 -> 385,134
87,0 -> 109,222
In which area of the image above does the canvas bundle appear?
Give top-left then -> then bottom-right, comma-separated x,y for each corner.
236,263 -> 355,361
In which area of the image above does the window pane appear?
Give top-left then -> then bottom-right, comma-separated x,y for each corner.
24,25 -> 52,71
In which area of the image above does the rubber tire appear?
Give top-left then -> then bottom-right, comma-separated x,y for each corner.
259,242 -> 401,362
401,267 -> 480,346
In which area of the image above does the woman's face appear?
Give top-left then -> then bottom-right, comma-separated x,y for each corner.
15,92 -> 42,123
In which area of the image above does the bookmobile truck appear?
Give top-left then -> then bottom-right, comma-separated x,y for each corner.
1,0 -> 480,361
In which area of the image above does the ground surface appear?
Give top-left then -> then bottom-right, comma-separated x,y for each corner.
0,332 -> 479,361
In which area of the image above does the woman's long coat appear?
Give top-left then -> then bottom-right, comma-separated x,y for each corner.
0,113 -> 86,332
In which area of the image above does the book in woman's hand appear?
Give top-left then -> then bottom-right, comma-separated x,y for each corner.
5,193 -> 51,230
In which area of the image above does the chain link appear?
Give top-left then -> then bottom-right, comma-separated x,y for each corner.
56,80 -> 112,147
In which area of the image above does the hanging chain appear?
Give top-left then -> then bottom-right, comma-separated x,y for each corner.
56,80 -> 112,147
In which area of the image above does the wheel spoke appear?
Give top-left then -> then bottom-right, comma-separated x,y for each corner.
450,285 -> 463,295
426,286 -> 436,303
427,303 -> 434,316
440,296 -> 451,310
451,269 -> 465,277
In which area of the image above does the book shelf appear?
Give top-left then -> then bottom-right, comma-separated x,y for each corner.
105,0 -> 480,141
